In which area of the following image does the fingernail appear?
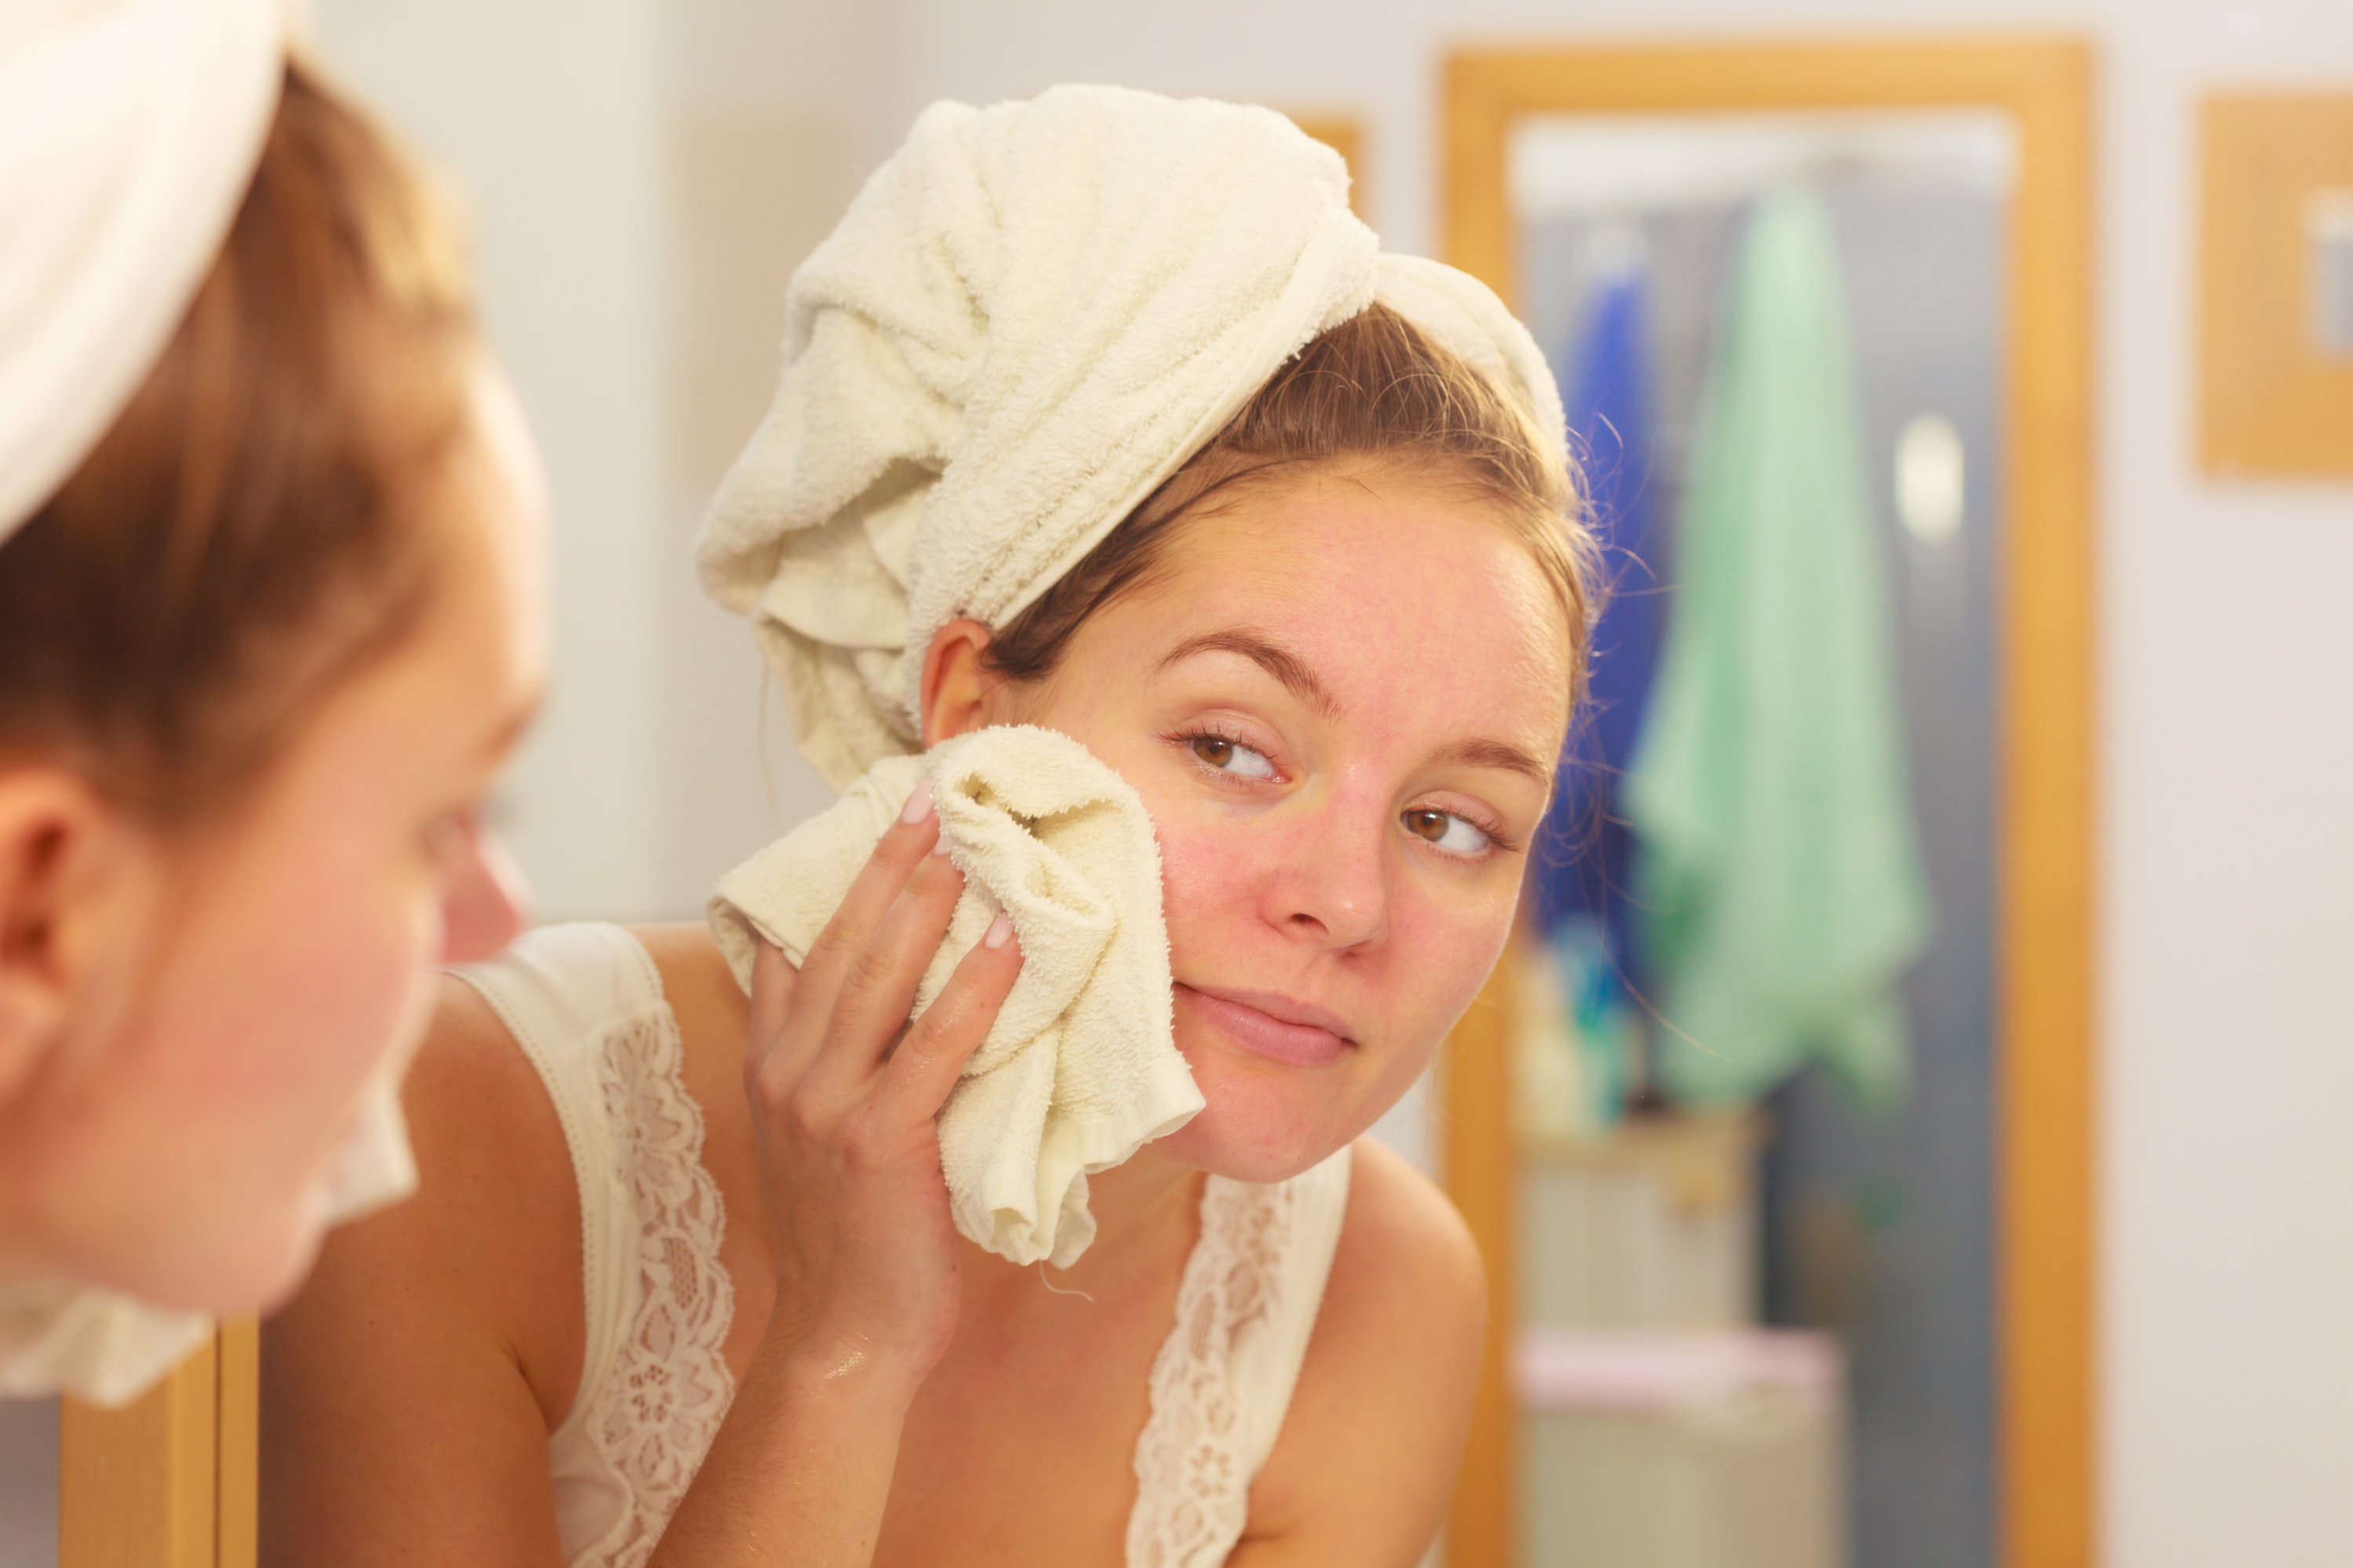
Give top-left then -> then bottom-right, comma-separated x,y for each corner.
931,832 -> 952,857
899,780 -> 934,824
984,911 -> 1014,950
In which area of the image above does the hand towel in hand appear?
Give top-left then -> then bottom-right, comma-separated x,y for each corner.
709,725 -> 1201,1268
696,84 -> 1564,791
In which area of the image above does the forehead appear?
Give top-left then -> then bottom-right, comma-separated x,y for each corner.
319,376 -> 548,759
1113,467 -> 1574,739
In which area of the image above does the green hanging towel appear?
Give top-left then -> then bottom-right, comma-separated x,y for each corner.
1624,189 -> 1932,1110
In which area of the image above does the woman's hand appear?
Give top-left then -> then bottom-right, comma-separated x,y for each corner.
742,780 -> 1022,1395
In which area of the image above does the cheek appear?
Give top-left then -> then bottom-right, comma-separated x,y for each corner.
162,815 -> 437,1203
211,828 -> 434,1106
1383,885 -> 1517,1045
1153,809 -> 1266,961
61,808 -> 446,1307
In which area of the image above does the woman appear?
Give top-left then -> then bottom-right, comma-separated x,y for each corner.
0,1 -> 545,1403
264,89 -> 1590,1565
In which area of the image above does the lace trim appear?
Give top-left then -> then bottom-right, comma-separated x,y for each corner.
1125,1176 -> 1297,1568
586,1010 -> 738,1568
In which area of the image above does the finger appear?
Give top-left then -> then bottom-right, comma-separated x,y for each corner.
791,780 -> 943,1008
804,849 -> 970,1098
743,940 -> 807,1119
745,940 -> 799,1065
881,909 -> 1023,1119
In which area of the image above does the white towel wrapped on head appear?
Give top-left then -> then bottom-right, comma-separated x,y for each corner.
0,0 -> 290,544
697,84 -> 1565,794
711,726 -> 1201,1268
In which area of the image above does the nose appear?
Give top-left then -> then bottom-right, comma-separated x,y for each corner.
1261,792 -> 1390,951
440,826 -> 530,963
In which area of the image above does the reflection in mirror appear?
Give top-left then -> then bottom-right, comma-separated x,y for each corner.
2305,188 -> 2353,358
1505,109 -> 2016,1568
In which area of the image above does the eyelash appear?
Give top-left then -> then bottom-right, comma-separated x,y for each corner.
1166,726 -> 1520,860
1170,723 -> 1278,784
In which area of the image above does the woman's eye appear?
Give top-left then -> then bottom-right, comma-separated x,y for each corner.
1189,734 -> 1277,780
1404,808 -> 1493,857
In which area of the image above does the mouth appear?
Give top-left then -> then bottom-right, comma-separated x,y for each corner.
1174,984 -> 1356,1068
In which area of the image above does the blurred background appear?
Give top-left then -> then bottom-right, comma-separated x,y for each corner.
11,2 -> 2353,1566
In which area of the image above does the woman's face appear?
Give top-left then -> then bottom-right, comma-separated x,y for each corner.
987,461 -> 1572,1182
6,366 -> 548,1313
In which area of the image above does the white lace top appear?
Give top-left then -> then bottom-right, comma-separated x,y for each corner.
458,922 -> 1353,1568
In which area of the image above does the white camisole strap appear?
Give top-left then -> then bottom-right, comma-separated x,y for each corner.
1127,1148 -> 1353,1568
453,922 -> 738,1568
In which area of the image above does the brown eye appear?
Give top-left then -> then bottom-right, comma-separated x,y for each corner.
1403,808 -> 1495,857
1184,733 -> 1277,780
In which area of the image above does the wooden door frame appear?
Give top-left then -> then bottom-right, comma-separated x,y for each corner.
58,1317 -> 257,1568
1436,38 -> 2097,1568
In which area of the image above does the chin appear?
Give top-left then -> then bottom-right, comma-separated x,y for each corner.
1153,1041 -> 1364,1184
246,1221 -> 330,1315
103,1204 -> 321,1318
184,1196 -> 330,1318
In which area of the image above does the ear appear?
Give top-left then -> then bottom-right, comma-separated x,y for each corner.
920,618 -> 1010,746
0,769 -> 149,1106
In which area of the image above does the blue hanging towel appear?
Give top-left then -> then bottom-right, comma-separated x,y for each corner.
1531,260 -> 1666,1119
1623,190 -> 1932,1111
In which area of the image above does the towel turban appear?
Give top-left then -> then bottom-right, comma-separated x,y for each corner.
698,84 -> 1567,792
0,0 -> 289,548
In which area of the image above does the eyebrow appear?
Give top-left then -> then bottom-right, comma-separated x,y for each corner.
1430,737 -> 1557,790
1156,631 -> 1341,719
1156,631 -> 1560,788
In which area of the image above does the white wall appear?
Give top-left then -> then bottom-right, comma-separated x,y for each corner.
314,1 -> 2353,1562
314,0 -> 849,925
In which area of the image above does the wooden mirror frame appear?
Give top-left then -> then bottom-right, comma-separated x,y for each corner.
1433,38 -> 2096,1568
59,1318 -> 257,1567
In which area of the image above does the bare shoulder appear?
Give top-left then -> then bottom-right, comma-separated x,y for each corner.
627,922 -> 752,1119
1236,1137 -> 1484,1566
1327,1136 -> 1484,1326
630,922 -> 748,1035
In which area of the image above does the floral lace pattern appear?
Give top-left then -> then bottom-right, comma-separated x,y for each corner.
585,1010 -> 738,1568
1124,1175 -> 1299,1568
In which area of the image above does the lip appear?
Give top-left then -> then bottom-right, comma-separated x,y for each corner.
1175,984 -> 1356,1068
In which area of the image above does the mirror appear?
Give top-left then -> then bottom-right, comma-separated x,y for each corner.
1435,40 -> 2094,1568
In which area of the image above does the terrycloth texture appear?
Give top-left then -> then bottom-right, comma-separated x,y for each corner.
1624,191 -> 1932,1109
710,726 -> 1202,1267
0,1068 -> 416,1405
697,85 -> 1566,791
0,0 -> 287,543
